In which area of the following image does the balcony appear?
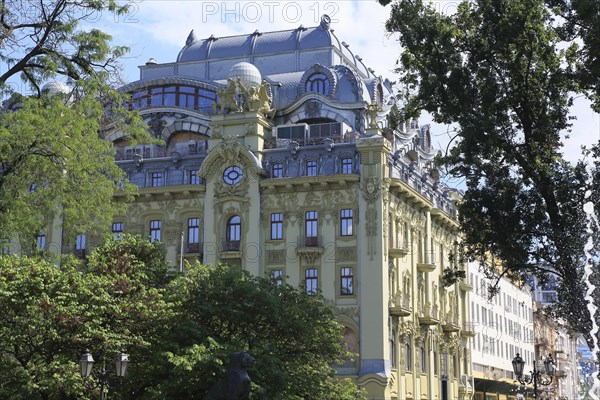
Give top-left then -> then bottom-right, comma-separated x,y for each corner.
220,240 -> 242,260
418,301 -> 439,326
442,311 -> 461,333
389,240 -> 409,259
296,236 -> 324,264
389,292 -> 411,317
185,242 -> 202,254
417,250 -> 436,272
462,322 -> 477,337
459,272 -> 474,291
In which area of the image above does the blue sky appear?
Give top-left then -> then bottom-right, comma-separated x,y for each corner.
7,0 -> 600,163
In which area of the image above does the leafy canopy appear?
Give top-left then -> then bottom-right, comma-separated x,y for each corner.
382,0 -> 593,335
0,0 -> 134,95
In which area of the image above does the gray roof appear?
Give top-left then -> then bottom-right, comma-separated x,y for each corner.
177,20 -> 338,63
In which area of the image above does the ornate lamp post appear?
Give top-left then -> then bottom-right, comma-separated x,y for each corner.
79,349 -> 129,400
512,353 -> 555,399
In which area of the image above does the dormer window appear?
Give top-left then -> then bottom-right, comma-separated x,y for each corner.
305,73 -> 330,95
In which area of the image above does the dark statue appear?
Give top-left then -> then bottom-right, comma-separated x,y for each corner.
204,351 -> 255,400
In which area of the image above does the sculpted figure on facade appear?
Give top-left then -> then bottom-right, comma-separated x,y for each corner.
217,78 -> 241,113
366,102 -> 381,129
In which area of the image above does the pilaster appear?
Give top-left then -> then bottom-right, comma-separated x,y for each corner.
356,133 -> 393,399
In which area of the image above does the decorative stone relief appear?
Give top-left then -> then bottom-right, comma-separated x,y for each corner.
214,177 -> 249,199
305,100 -> 321,118
362,176 -> 380,202
365,207 -> 377,260
334,305 -> 360,324
266,249 -> 286,265
298,249 -> 322,265
336,246 -> 356,262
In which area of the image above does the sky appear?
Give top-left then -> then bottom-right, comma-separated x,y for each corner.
9,0 -> 600,162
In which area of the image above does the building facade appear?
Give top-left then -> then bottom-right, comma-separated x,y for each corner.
21,16 -> 475,400
469,262 -> 536,400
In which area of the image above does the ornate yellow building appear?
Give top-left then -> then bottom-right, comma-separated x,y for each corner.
32,16 -> 475,400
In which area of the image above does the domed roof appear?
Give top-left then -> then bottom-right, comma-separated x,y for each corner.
228,62 -> 262,87
41,81 -> 70,96
177,15 -> 336,63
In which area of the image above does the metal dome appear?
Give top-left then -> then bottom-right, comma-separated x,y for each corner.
41,81 -> 71,96
228,62 -> 262,88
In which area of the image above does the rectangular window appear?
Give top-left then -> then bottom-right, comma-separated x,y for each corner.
306,160 -> 317,176
75,234 -> 86,251
36,233 -> 46,250
272,162 -> 283,178
340,267 -> 354,295
305,268 -> 318,294
150,220 -> 161,242
305,211 -> 318,246
187,218 -> 200,252
420,345 -> 426,373
405,338 -> 412,371
189,170 -> 200,185
271,269 -> 283,286
270,213 -> 283,240
151,172 -> 163,187
341,157 -> 352,174
112,222 -> 124,239
340,209 -> 353,236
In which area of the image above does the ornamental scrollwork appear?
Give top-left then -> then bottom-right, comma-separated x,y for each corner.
362,176 -> 380,202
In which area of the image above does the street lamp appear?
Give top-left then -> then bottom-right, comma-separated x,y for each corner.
79,349 -> 129,400
512,353 -> 555,399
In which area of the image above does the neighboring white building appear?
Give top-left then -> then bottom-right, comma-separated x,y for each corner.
468,261 -> 535,400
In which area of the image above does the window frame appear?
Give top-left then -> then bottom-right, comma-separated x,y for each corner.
75,234 -> 86,251
225,215 -> 241,251
340,267 -> 354,296
187,217 -> 200,245
305,160 -> 318,176
270,269 -> 284,286
112,222 -> 124,239
341,157 -> 353,174
151,172 -> 163,187
189,169 -> 201,185
305,268 -> 318,295
305,73 -> 330,95
340,209 -> 353,236
272,162 -> 284,178
149,220 -> 161,242
270,213 -> 283,240
305,211 -> 318,238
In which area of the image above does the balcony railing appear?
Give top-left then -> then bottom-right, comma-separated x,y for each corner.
222,240 -> 241,252
264,133 -> 359,149
186,243 -> 202,254
300,236 -> 321,248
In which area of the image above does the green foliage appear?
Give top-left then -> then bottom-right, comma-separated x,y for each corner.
0,89 -> 149,245
441,268 -> 466,288
136,264 -> 364,400
0,240 -> 363,400
0,0 -> 134,95
0,235 -> 173,400
382,0 -> 592,335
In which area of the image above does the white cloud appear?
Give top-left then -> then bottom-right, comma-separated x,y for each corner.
101,0 -> 598,162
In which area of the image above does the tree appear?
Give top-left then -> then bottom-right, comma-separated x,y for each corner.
0,235 -> 173,400
0,0 -> 153,246
0,89 -> 149,247
132,264 -> 364,400
381,0 -> 593,336
0,0 -> 133,96
546,0 -> 600,112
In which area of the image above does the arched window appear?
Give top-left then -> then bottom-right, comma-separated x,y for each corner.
225,215 -> 241,251
305,73 -> 330,95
